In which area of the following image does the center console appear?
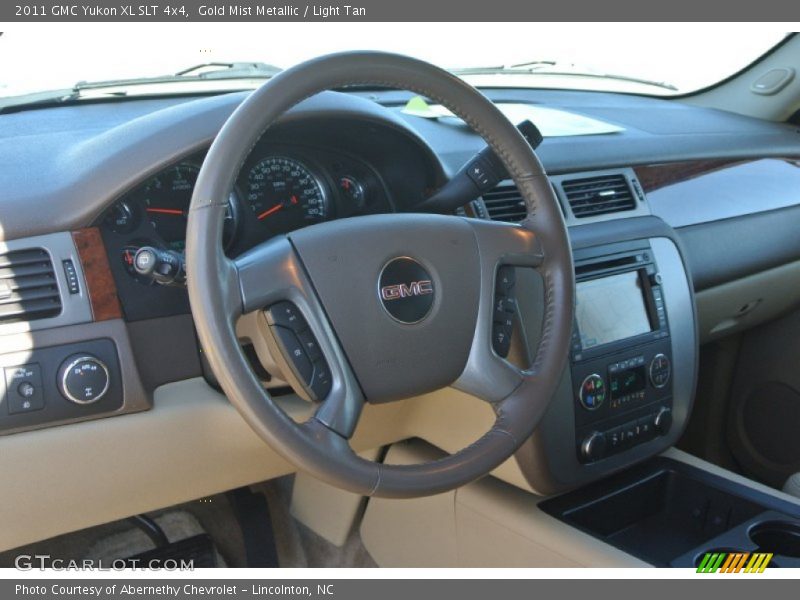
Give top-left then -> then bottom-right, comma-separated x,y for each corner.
514,222 -> 698,496
540,455 -> 800,568
570,242 -> 674,464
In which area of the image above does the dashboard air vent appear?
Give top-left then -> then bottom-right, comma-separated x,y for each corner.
0,248 -> 62,324
482,184 -> 527,222
561,173 -> 636,218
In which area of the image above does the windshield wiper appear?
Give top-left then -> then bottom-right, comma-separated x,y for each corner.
0,61 -> 282,113
74,61 -> 282,91
451,60 -> 678,91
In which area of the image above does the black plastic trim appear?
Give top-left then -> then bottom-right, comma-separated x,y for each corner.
677,204 -> 800,291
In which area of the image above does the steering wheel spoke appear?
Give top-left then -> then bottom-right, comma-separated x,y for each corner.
452,218 -> 544,402
232,236 -> 365,438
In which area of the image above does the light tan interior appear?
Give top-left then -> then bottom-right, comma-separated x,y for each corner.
0,377 -> 534,553
356,443 -> 800,567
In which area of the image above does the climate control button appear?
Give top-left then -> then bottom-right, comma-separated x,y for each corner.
649,353 -> 671,388
579,373 -> 606,410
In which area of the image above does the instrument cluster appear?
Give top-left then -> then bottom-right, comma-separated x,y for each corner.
101,146 -> 393,279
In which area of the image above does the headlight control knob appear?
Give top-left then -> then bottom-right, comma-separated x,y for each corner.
58,354 -> 110,405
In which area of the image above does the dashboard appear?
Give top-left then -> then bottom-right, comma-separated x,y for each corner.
2,84 -> 800,548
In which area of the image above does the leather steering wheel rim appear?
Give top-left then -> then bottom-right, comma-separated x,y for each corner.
186,51 -> 574,498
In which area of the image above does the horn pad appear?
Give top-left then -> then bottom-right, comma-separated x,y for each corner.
289,213 -> 481,403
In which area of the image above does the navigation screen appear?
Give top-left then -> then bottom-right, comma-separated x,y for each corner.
576,271 -> 652,349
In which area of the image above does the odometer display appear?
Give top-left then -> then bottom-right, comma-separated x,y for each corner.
246,156 -> 328,235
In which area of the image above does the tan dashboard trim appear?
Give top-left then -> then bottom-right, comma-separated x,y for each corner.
71,227 -> 122,322
0,377 -> 531,553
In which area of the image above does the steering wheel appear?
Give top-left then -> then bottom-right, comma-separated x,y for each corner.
186,52 -> 574,498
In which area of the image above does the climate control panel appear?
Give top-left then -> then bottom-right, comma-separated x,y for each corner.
572,340 -> 673,464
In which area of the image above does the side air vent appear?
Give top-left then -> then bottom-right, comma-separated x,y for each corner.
481,184 -> 527,222
0,248 -> 62,324
561,173 -> 636,218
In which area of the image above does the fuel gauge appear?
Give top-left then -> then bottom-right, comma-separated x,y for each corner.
338,176 -> 366,210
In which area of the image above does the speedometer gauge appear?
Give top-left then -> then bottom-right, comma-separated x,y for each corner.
246,156 -> 329,235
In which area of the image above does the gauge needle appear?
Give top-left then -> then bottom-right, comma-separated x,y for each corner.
146,208 -> 185,216
257,204 -> 283,220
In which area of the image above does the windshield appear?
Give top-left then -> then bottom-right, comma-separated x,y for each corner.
0,24 -> 788,100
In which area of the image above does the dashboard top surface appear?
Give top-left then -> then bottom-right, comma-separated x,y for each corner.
1,87 -> 800,241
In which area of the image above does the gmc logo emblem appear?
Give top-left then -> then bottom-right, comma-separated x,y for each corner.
380,280 -> 433,301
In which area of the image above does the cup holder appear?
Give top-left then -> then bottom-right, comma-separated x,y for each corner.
749,521 -> 800,558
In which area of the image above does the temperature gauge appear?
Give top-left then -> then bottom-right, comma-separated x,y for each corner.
338,176 -> 366,210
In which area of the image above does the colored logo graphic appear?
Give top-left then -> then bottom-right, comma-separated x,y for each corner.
696,551 -> 773,573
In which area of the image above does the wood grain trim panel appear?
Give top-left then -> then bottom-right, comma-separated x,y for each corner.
635,157 -> 800,193
72,228 -> 122,322
634,159 -> 745,193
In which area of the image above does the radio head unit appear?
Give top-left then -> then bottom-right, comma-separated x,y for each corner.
571,246 -> 669,363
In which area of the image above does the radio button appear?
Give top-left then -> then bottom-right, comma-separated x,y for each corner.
638,416 -> 655,440
581,431 -> 607,462
654,407 -> 673,435
579,373 -> 606,410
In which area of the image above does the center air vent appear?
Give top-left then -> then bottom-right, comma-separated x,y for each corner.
481,184 -> 527,222
0,248 -> 62,324
561,173 -> 636,218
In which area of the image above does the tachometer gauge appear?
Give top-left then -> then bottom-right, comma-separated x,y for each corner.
141,163 -> 239,251
246,156 -> 329,235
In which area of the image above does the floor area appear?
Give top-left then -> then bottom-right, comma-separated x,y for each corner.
0,476 -> 376,568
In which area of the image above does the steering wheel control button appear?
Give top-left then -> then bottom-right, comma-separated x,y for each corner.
273,325 -> 314,382
579,373 -> 606,410
378,257 -> 435,324
309,360 -> 333,401
492,324 -> 512,358
58,355 -> 110,406
495,265 -> 516,295
267,302 -> 333,401
649,353 -> 671,388
495,296 -> 517,317
492,266 -> 518,358
268,301 -> 309,333
4,364 -> 45,415
297,329 -> 322,362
